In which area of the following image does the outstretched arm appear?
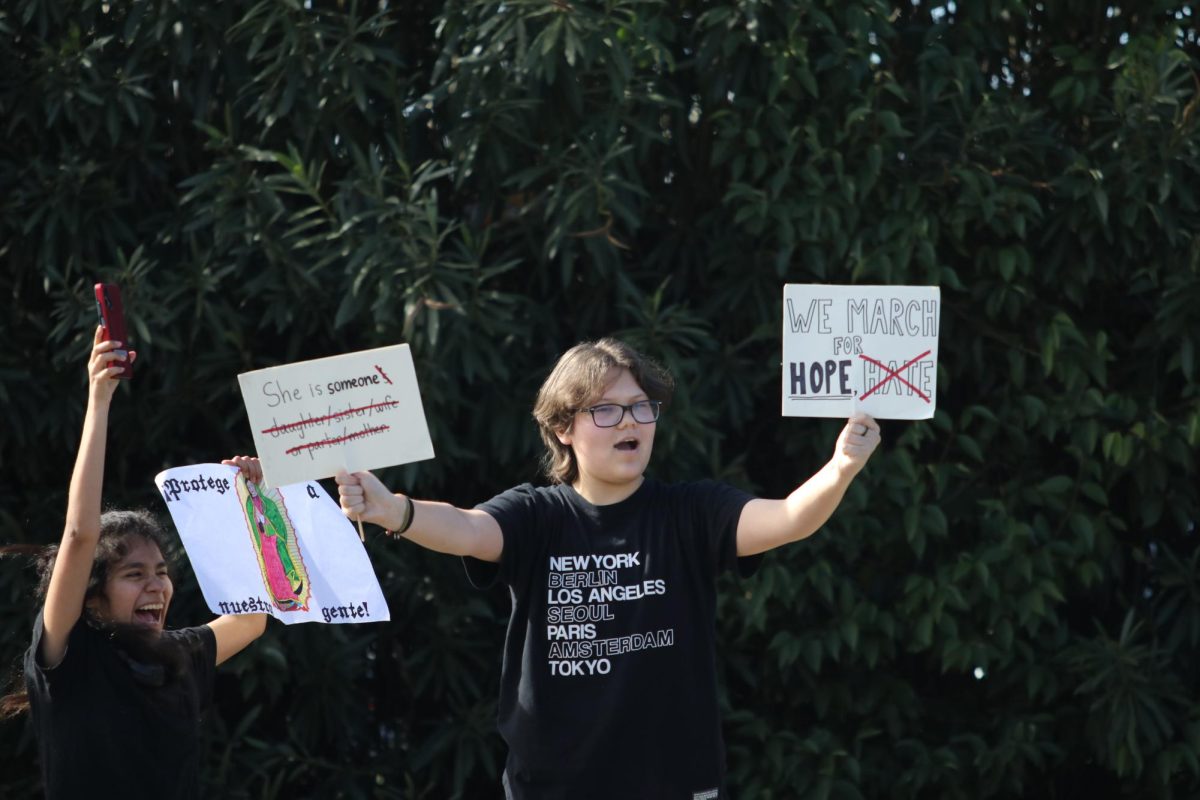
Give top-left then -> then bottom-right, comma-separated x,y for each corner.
40,328 -> 134,667
736,414 -> 881,557
207,454 -> 270,665
336,470 -> 503,562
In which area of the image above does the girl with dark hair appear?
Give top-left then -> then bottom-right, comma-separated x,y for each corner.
2,327 -> 267,800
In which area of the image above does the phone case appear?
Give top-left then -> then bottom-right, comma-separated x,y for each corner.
94,283 -> 133,379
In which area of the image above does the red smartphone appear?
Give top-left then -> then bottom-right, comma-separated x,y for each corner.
93,283 -> 133,379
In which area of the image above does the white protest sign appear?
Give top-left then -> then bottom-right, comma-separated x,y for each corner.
782,284 -> 940,419
238,344 -> 434,488
155,464 -> 389,625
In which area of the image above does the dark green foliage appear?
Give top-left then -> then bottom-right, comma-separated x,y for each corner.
2,0 -> 1198,797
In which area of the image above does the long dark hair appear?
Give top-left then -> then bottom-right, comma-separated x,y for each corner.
1,509 -> 183,717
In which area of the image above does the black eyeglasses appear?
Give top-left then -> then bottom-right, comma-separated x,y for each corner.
579,400 -> 662,428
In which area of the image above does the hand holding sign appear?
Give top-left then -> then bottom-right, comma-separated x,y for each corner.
833,414 -> 883,477
222,453 -> 264,483
335,469 -> 408,531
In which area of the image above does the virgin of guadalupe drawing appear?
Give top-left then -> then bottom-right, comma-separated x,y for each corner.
236,476 -> 312,612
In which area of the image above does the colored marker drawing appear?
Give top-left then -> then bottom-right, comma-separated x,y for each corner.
236,475 -> 312,612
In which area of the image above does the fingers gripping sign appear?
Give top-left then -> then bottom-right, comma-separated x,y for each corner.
334,470 -> 366,540
335,470 -> 419,543
336,470 -> 363,516
835,414 -> 882,477
336,470 -> 393,529
221,455 -> 264,484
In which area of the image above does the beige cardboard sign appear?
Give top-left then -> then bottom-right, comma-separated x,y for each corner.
238,344 -> 434,487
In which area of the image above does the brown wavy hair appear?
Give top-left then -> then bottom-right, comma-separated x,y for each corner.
0,510 -> 176,718
532,338 -> 674,485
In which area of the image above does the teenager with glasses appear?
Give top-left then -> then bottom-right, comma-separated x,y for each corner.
336,337 -> 881,799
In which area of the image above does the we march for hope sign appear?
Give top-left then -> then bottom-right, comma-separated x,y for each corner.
781,284 -> 941,420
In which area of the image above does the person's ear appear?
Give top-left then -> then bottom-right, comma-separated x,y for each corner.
556,423 -> 573,446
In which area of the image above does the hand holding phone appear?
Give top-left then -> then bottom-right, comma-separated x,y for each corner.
94,283 -> 133,379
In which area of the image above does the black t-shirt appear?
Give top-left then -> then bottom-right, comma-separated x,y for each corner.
24,611 -> 217,800
465,477 -> 757,800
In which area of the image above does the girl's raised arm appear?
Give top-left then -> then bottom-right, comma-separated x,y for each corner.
40,327 -> 134,667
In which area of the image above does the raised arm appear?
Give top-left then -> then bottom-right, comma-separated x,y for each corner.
207,454 -> 270,665
40,328 -> 133,667
336,470 -> 503,562
736,414 -> 881,557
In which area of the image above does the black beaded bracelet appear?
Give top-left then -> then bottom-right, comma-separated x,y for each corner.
385,494 -> 415,538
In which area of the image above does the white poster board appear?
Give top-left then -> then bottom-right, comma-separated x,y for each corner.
155,464 -> 389,625
238,344 -> 434,488
782,284 -> 940,419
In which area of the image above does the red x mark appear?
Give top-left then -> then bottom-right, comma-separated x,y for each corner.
858,350 -> 932,402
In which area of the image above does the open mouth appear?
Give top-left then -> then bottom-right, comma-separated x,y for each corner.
133,603 -> 164,627
614,438 -> 639,452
